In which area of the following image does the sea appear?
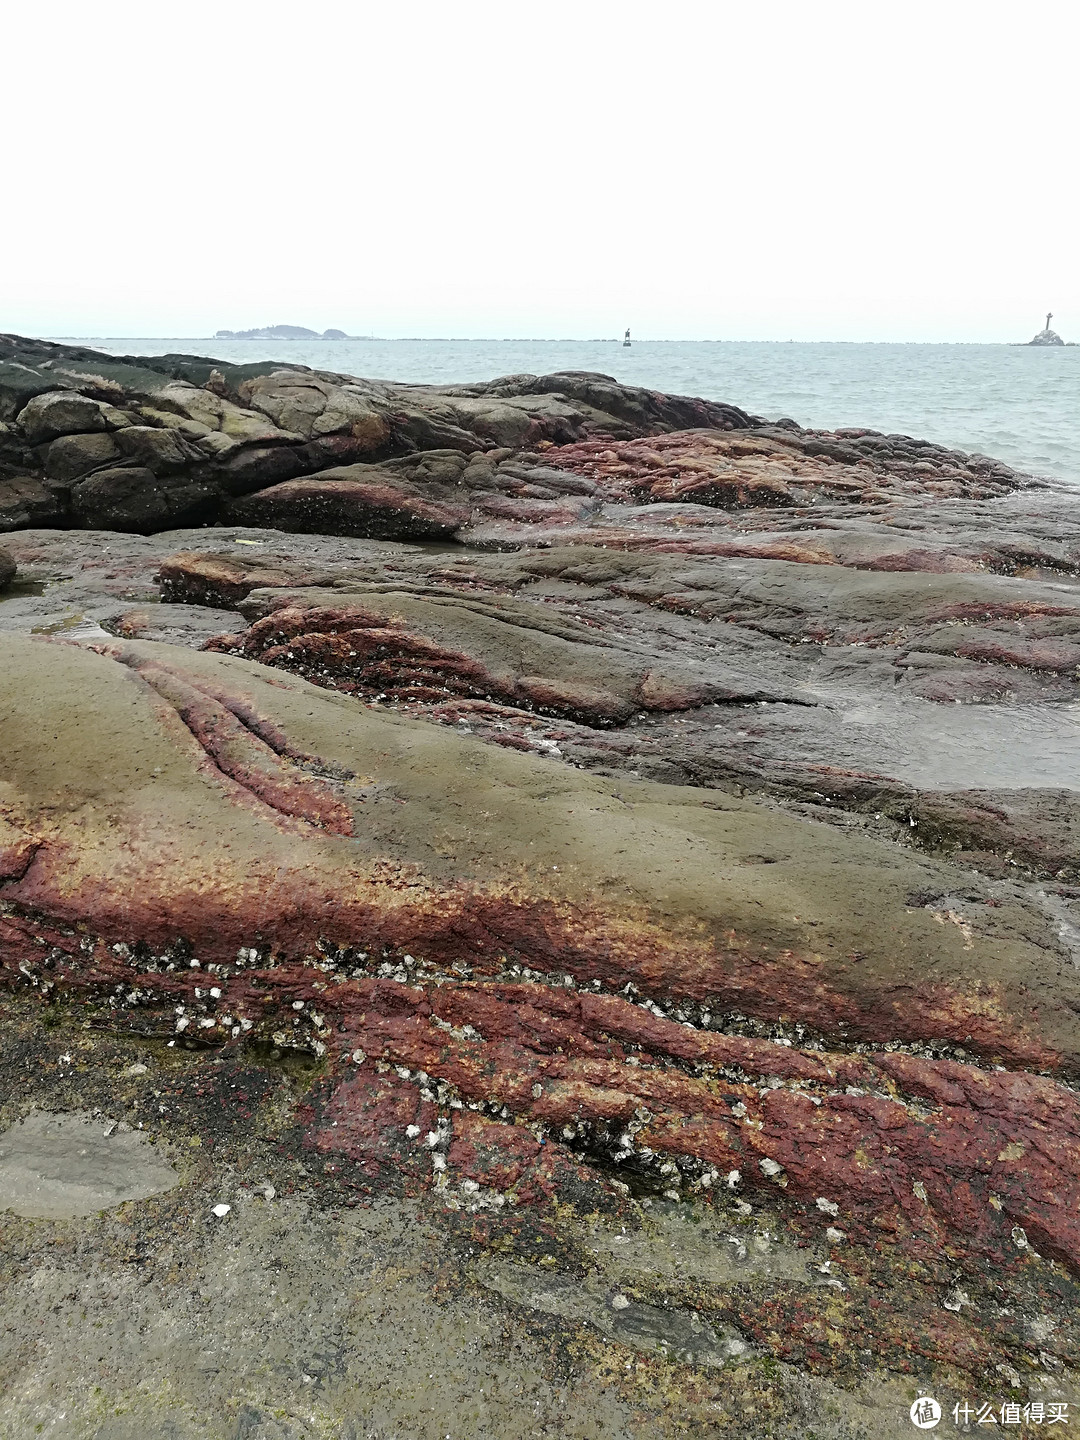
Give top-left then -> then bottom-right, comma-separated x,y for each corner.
60,339 -> 1080,484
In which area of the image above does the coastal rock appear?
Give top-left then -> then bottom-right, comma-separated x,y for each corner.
0,476 -> 62,532
5,632 -> 1080,1408
0,362 -> 57,422
16,390 -> 130,444
6,337 -> 1080,1427
43,431 -> 123,483
237,371 -> 393,448
0,546 -> 14,590
70,467 -> 219,532
4,631 -> 1079,1068
539,428 -> 1022,507
1028,327 -> 1065,346
157,549 -> 341,607
227,474 -> 469,540
0,336 -> 1034,543
206,586 -> 786,723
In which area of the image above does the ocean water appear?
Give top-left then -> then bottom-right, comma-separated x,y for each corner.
62,338 -> 1080,484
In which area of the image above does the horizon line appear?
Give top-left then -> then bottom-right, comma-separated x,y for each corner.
40,335 -> 1070,347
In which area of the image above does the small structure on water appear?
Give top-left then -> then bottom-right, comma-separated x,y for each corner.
1028,311 -> 1065,346
623,328 -> 631,347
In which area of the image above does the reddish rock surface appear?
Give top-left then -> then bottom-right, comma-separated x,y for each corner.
5,634 -> 1080,1297
539,428 -> 1021,506
5,348 -> 1080,1425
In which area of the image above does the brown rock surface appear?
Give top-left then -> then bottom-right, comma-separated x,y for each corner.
4,631 -> 1080,1429
205,587 -> 789,723
225,472 -> 470,540
6,338 -> 1080,1431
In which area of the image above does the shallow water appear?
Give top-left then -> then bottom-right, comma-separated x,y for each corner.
61,337 -> 1080,484
837,699 -> 1080,792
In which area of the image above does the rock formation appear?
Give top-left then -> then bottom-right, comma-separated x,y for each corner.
1028,313 -> 1065,346
2,336 -> 1080,1436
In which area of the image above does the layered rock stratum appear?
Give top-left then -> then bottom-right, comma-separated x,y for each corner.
2,336 -> 1080,1437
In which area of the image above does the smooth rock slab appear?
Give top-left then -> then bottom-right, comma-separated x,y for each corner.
0,1110 -> 178,1218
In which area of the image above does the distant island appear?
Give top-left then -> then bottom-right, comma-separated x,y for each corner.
214,325 -> 351,340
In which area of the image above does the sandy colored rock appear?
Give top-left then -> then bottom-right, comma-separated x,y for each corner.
0,1110 -> 178,1219
4,633 -> 1080,1429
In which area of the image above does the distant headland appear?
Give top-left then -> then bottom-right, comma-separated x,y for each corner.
214,324 -> 354,340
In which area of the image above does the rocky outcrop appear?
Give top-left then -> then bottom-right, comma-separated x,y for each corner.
205,587 -> 789,723
1,334 -> 1031,540
539,426 -> 1022,505
224,467 -> 470,540
5,631 -> 1080,1418
5,343 -> 1080,1431
0,334 -> 776,535
0,546 -> 13,591
1028,327 -> 1065,346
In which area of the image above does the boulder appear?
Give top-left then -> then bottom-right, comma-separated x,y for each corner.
70,467 -> 220,532
44,431 -> 123,483
0,546 -> 14,590
146,380 -> 298,444
212,442 -> 314,497
111,425 -> 208,475
0,475 -> 63,531
15,390 -> 130,444
238,372 -> 393,448
226,474 -> 469,540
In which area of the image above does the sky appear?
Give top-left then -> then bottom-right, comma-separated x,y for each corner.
4,0 -> 1076,342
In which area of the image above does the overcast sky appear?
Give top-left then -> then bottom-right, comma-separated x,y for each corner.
5,0 -> 1075,342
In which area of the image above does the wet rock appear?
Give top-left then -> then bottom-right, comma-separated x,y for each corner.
3,633 -> 1080,1072
157,549 -> 342,607
208,586 -> 785,723
226,474 -> 469,540
237,371 -> 393,448
211,441 -> 312,497
0,546 -> 14,590
70,467 -> 220,532
0,336 -> 1035,555
0,1110 -> 178,1218
7,511 -> 1080,1424
540,428 -> 1023,508
110,424 -> 208,475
